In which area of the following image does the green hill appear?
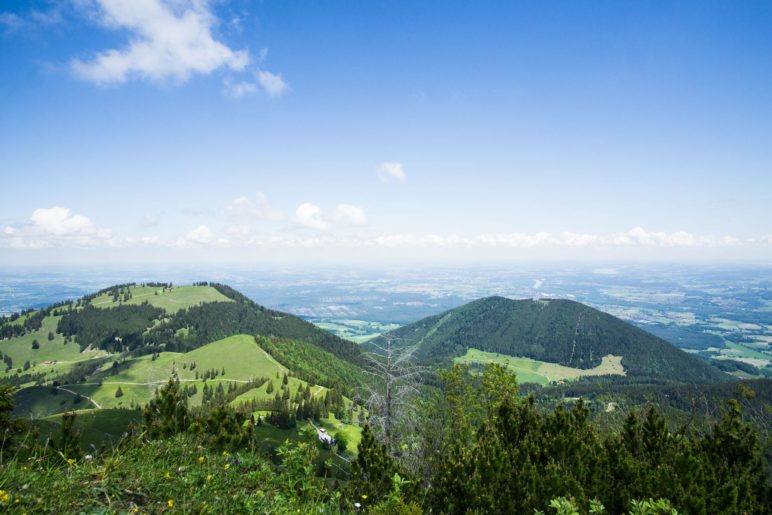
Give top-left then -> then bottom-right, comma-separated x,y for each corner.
371,296 -> 727,383
2,283 -> 366,418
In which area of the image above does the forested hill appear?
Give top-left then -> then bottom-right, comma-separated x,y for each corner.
9,282 -> 363,366
371,296 -> 727,383
142,283 -> 363,364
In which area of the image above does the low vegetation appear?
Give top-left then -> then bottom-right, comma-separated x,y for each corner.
455,348 -> 625,385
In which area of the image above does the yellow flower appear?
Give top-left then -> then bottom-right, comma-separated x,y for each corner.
167,499 -> 174,508
222,451 -> 230,457
206,474 -> 213,481
361,495 -> 368,500
66,458 -> 76,465
130,508 -> 139,513
0,490 -> 10,503
164,471 -> 172,479
223,463 -> 230,470
197,456 -> 205,463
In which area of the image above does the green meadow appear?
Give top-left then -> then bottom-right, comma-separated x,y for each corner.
455,348 -> 626,385
90,285 -> 232,313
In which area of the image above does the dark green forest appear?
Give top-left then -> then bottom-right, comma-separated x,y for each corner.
372,296 -> 726,383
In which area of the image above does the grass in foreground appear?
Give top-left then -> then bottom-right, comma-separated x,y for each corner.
0,434 -> 344,514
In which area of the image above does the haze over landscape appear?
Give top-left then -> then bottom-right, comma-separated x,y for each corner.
1,1 -> 771,514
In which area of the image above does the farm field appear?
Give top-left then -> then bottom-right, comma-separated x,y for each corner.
310,318 -> 401,343
455,348 -> 626,385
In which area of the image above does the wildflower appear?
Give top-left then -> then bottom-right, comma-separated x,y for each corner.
130,507 -> 139,513
361,495 -> 368,500
197,456 -> 205,463
354,502 -> 362,509
222,451 -> 230,457
66,458 -> 76,465
164,471 -> 172,479
223,463 -> 231,470
0,490 -> 9,503
167,499 -> 174,508
206,474 -> 213,481
84,454 -> 93,461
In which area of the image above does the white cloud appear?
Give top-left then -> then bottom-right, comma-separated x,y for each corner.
184,225 -> 217,244
222,78 -> 257,98
225,193 -> 283,222
256,69 -> 287,97
377,162 -> 406,183
30,207 -> 98,236
295,203 -> 329,231
71,0 -> 249,84
333,204 -> 367,226
0,206 -> 112,248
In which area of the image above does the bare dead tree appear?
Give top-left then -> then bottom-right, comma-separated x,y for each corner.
359,335 -> 424,465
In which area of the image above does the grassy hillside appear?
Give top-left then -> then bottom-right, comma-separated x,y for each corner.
59,335 -> 286,410
34,408 -> 141,449
373,296 -> 727,383
455,348 -> 625,385
2,283 -> 370,455
90,285 -> 232,313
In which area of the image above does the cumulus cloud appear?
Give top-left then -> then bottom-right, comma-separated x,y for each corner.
256,69 -> 287,97
333,204 -> 367,226
1,206 -> 112,248
377,162 -> 406,183
71,0 -> 249,84
184,225 -> 217,244
225,193 -> 283,222
295,203 -> 329,231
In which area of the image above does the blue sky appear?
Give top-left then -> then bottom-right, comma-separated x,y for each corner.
1,0 -> 771,264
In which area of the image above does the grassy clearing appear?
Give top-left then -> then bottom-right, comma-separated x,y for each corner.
53,335 -> 287,410
89,285 -> 232,314
320,413 -> 363,451
231,376 -> 316,407
0,316 -> 107,377
95,334 -> 284,385
455,348 -> 626,385
13,386 -> 88,418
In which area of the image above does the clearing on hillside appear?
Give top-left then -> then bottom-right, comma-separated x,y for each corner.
455,348 -> 626,385
90,285 -> 232,314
